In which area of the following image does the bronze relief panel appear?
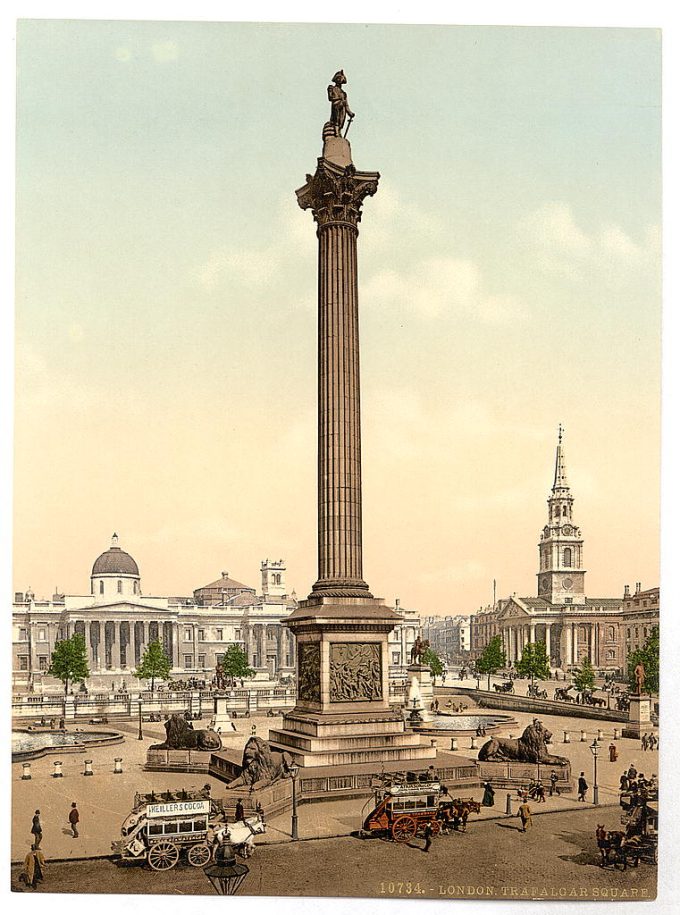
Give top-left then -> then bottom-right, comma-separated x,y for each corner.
329,642 -> 382,702
298,641 -> 321,702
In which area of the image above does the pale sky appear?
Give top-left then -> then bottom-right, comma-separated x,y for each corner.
13,20 -> 661,613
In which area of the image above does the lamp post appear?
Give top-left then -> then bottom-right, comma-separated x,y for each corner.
289,763 -> 299,840
204,840 -> 249,895
589,739 -> 600,805
137,696 -> 143,740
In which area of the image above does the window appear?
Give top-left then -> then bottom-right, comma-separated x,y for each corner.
635,627 -> 639,638
38,627 -> 47,641
184,628 -> 192,641
134,581 -> 139,594
19,628 -> 27,640
564,598 -> 573,604
216,629 -> 223,641
235,629 -> 241,640
38,656 -> 48,670
148,824 -> 163,836
184,655 -> 193,668
198,629 -> 205,641
198,654 -> 206,667
607,649 -> 615,660
607,626 -> 615,641
99,581 -> 104,594
562,505 -> 567,516
19,656 -> 29,671
179,820 -> 194,833
563,548 -> 572,568
392,652 -> 400,664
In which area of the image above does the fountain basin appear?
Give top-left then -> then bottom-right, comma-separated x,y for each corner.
414,713 -> 517,735
12,730 -> 123,762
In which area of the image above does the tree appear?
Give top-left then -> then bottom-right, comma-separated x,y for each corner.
47,633 -> 90,696
221,644 -> 255,686
627,626 -> 659,695
134,639 -> 172,691
573,655 -> 596,694
421,646 -> 444,681
515,640 -> 550,685
475,635 -> 506,690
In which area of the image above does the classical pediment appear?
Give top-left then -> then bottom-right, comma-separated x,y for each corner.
497,596 -> 532,621
64,600 -> 170,614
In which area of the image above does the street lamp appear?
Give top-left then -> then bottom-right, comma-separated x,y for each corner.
589,739 -> 600,805
289,763 -> 300,840
137,696 -> 143,740
204,840 -> 249,895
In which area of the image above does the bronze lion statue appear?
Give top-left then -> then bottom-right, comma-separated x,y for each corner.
228,736 -> 294,789
477,719 -> 567,765
151,713 -> 222,751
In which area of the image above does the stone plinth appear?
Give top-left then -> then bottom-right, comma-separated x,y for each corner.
622,694 -> 652,739
406,664 -> 434,722
209,695 -> 236,734
477,759 -> 573,793
322,134 -> 352,168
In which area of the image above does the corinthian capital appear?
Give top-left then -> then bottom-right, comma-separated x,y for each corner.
296,159 -> 380,229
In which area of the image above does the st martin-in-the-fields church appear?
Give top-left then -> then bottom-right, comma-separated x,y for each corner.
495,428 -> 626,672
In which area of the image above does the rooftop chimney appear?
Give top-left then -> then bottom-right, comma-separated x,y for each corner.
635,582 -> 641,594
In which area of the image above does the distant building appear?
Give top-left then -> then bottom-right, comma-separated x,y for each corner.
622,583 -> 659,656
12,535 -> 297,691
468,429 -> 658,673
422,614 -> 471,666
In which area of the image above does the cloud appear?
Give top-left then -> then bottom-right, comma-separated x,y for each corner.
114,46 -> 132,63
363,256 -> 527,324
518,202 -> 659,280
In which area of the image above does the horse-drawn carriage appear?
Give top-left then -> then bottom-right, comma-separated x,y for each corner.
494,681 -> 514,694
361,778 -> 480,842
596,796 -> 658,869
526,683 -> 548,699
112,789 -> 265,871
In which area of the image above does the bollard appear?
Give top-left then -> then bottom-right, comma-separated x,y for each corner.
597,729 -> 604,741
52,760 -> 63,778
113,757 -> 123,774
580,730 -> 587,742
563,731 -> 570,743
450,737 -> 458,752
505,792 -> 513,815
430,739 -> 437,749
470,736 -> 478,749
21,762 -> 32,780
83,759 -> 94,776
613,728 -> 620,740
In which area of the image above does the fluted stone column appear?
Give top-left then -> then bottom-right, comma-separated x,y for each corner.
297,155 -> 379,599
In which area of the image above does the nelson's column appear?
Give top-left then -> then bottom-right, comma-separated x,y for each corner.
269,72 -> 434,770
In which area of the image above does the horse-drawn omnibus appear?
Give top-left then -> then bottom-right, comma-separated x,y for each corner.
361,779 -> 480,842
112,789 -> 265,871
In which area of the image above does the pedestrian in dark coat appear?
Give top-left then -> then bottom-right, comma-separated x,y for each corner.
482,782 -> 495,807
549,770 -> 560,796
23,844 -> 46,889
577,773 -> 588,802
68,802 -> 80,838
235,799 -> 245,822
609,743 -> 618,762
31,810 -> 42,849
423,821 -> 434,852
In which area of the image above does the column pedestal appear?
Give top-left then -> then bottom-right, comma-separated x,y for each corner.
622,695 -> 652,739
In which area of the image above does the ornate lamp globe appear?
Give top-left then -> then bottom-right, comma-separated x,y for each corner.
204,841 -> 249,895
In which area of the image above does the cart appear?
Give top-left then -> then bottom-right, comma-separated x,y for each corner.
362,780 -> 443,842
112,790 -> 218,871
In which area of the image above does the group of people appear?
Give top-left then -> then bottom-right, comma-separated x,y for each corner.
517,780 -> 546,803
21,803 -> 80,890
444,699 -> 468,713
619,765 -> 657,802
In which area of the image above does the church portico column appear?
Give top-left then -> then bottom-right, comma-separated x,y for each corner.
545,623 -> 551,662
530,622 -> 536,643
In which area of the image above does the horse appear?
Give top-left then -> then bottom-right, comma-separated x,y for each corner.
596,828 -> 642,869
554,686 -> 574,702
213,814 -> 266,858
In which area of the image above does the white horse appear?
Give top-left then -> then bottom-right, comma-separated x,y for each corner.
213,814 -> 266,858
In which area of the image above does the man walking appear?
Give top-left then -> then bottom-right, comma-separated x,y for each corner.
423,821 -> 434,852
518,799 -> 532,832
549,770 -> 560,797
235,798 -> 245,823
23,844 -> 46,890
68,802 -> 80,838
30,810 -> 42,849
577,772 -> 588,802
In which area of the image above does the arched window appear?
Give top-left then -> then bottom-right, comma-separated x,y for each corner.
607,626 -> 615,641
554,505 -> 560,518
117,580 -> 122,594
562,505 -> 568,516
99,581 -> 104,595
563,548 -> 572,567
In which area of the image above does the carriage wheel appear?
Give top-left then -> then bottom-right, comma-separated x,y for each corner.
429,820 -> 441,837
148,842 -> 180,871
187,843 -> 212,867
392,816 -> 417,843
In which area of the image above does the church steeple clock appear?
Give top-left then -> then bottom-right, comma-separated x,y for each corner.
537,426 -> 586,605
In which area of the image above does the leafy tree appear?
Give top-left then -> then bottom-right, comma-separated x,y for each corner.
134,639 -> 172,691
421,646 -> 444,681
222,644 -> 255,686
475,635 -> 507,690
627,626 -> 659,695
573,655 -> 596,694
515,640 -> 550,685
47,633 -> 90,696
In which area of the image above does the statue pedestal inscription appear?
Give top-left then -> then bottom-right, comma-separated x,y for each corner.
209,695 -> 236,734
622,694 -> 652,739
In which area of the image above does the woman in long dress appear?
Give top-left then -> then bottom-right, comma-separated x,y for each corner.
482,781 -> 495,807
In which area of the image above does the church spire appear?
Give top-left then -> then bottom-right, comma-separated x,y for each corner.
552,424 -> 569,491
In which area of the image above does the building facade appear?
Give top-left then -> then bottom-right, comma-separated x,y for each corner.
12,536 -> 297,692
422,614 -> 471,666
468,430 -> 658,674
622,583 -> 659,656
